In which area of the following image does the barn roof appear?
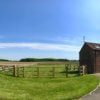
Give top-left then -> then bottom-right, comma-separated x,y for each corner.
85,42 -> 100,50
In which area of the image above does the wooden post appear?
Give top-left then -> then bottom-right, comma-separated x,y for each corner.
17,66 -> 19,77
37,67 -> 40,77
13,65 -> 16,77
65,65 -> 68,78
80,66 -> 82,75
23,67 -> 24,77
82,65 -> 86,75
78,66 -> 81,76
82,65 -> 85,75
52,67 -> 55,78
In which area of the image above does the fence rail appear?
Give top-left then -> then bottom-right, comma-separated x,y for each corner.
0,64 -> 87,78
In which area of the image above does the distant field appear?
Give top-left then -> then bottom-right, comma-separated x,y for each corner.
0,61 -> 78,65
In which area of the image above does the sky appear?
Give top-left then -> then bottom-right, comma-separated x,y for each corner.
0,0 -> 100,60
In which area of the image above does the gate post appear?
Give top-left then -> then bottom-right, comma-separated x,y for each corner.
65,64 -> 68,78
13,65 -> 16,77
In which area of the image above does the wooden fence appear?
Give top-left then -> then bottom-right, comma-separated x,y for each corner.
0,64 -> 87,78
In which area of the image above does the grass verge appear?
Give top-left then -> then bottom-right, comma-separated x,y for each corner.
0,74 -> 99,100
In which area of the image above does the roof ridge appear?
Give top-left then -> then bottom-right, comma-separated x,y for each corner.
86,42 -> 100,44
85,42 -> 100,50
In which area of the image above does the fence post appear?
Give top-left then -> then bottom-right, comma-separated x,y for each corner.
23,67 -> 24,77
78,66 -> 80,76
52,67 -> 55,78
82,65 -> 87,75
80,66 -> 83,75
65,65 -> 68,78
37,67 -> 40,77
13,65 -> 16,77
17,66 -> 19,77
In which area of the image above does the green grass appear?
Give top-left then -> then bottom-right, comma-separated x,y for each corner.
0,74 -> 99,100
0,63 -> 99,100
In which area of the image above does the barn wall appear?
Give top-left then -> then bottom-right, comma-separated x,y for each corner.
80,44 -> 95,73
95,51 -> 100,73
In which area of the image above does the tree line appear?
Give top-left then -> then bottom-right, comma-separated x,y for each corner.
0,58 -> 79,62
19,58 -> 69,62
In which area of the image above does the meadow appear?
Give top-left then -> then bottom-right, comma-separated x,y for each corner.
0,62 -> 99,100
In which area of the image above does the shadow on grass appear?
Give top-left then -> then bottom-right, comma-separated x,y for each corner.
60,71 -> 79,74
0,70 -> 81,78
60,71 -> 80,77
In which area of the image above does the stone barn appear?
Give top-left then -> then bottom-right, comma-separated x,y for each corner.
80,42 -> 100,73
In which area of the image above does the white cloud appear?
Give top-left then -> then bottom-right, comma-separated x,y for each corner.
47,36 -> 84,46
0,43 -> 81,52
56,37 -> 83,45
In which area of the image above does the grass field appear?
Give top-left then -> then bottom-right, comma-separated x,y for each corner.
0,74 -> 99,100
0,62 -> 99,100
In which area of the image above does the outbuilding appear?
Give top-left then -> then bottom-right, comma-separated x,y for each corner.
80,42 -> 100,73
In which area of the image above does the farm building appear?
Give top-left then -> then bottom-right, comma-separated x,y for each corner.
80,42 -> 100,73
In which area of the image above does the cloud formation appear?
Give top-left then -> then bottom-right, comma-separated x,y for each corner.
0,43 -> 81,52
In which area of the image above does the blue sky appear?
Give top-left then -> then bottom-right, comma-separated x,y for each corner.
0,0 -> 100,60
